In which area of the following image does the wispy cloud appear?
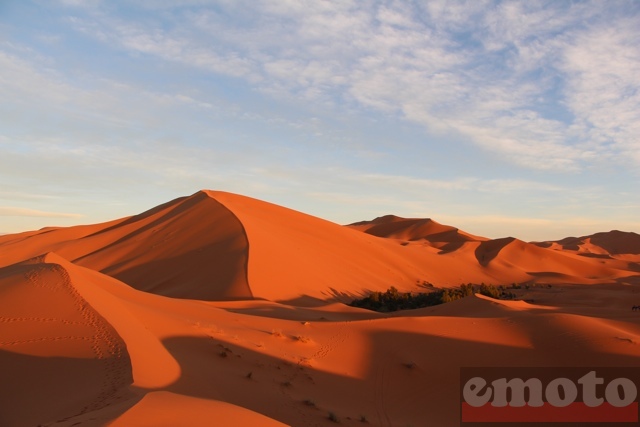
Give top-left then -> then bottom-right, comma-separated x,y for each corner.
353,173 -> 563,194
0,190 -> 57,200
1,1 -> 638,240
559,17 -> 640,165
61,1 -> 640,171
437,213 -> 640,242
0,207 -> 83,218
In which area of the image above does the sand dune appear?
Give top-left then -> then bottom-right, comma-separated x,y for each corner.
348,215 -> 484,242
0,253 -> 133,427
0,192 -> 251,300
1,190 -> 640,426
533,230 -> 640,278
108,392 -> 289,427
347,215 -> 486,254
474,237 -> 623,282
536,230 -> 640,255
1,191 -> 636,302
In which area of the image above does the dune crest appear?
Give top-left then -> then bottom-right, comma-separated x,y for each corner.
348,215 -> 486,248
1,190 -> 639,304
536,230 -> 640,256
108,391 -> 289,427
0,191 -> 252,301
0,253 -> 133,426
2,190 -> 640,426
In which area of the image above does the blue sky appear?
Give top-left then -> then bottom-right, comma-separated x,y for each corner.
1,0 -> 639,241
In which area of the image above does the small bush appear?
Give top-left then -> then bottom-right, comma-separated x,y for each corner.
350,283 -> 521,312
328,411 -> 339,423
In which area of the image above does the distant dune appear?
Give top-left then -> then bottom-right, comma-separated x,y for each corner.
1,191 -> 637,301
535,230 -> 640,258
347,214 -> 486,245
1,190 -> 640,426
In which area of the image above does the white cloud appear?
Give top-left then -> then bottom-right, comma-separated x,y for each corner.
0,190 -> 57,200
437,213 -> 640,242
68,15 -> 256,79
559,18 -> 640,164
353,173 -> 562,194
1,1 -> 638,239
60,1 -> 639,171
57,0 -> 102,8
357,173 -> 476,192
439,214 -> 553,227
0,207 -> 83,218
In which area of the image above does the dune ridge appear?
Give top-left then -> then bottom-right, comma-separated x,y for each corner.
0,253 -> 133,426
1,191 -> 638,303
1,190 -> 640,426
0,191 -> 252,301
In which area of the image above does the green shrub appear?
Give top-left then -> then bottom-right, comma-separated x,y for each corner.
350,283 -> 520,312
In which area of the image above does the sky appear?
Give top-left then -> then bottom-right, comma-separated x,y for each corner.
1,0 -> 639,241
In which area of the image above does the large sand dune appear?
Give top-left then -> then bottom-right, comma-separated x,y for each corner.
0,192 -> 250,300
1,190 -> 640,426
347,214 -> 486,248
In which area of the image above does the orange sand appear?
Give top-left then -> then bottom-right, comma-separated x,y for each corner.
1,190 -> 640,426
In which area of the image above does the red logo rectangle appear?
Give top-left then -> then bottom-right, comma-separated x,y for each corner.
462,402 -> 639,423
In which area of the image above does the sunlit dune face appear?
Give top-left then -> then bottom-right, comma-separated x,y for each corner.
2,191 -> 640,426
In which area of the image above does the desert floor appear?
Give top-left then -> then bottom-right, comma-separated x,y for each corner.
2,191 -> 639,426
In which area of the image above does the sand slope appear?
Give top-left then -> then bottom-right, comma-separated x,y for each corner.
0,192 -> 251,300
533,230 -> 640,279
2,190 -> 640,426
539,230 -> 640,255
7,278 -> 640,427
1,191 -> 637,303
0,254 -> 133,427
348,214 -> 486,249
